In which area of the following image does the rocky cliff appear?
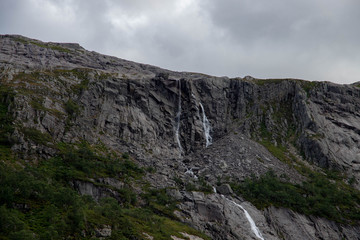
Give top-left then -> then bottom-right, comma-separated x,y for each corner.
1,35 -> 360,239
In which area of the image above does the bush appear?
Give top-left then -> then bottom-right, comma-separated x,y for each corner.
22,127 -> 52,146
0,86 -> 15,146
231,170 -> 360,224
0,139 -> 209,240
64,99 -> 80,117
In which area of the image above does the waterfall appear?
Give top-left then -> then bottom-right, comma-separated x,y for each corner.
199,102 -> 212,147
216,193 -> 264,240
175,79 -> 183,154
185,168 -> 198,180
229,200 -> 265,240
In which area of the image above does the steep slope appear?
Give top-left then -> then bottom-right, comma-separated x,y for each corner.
1,35 -> 360,239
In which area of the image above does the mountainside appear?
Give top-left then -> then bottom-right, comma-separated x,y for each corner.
1,34 -> 360,239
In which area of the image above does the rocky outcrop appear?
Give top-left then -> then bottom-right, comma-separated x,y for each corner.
174,191 -> 360,240
264,206 -> 360,240
70,179 -> 124,202
1,34 -> 360,239
174,191 -> 278,240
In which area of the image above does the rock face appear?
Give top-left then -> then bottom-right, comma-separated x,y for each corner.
1,34 -> 360,239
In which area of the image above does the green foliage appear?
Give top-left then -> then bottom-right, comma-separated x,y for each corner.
0,139 -> 209,240
146,166 -> 156,173
21,127 -> 52,146
298,80 -> 320,97
260,139 -> 293,165
231,170 -> 360,224
142,188 -> 178,219
14,37 -> 72,53
0,85 -> 15,146
185,183 -> 198,192
70,69 -> 90,94
0,162 -> 87,239
122,152 -> 129,159
71,79 -> 89,94
64,99 -> 80,117
51,142 -> 144,181
173,176 -> 184,186
89,197 -> 210,240
30,98 -> 46,111
253,78 -> 286,85
184,178 -> 213,194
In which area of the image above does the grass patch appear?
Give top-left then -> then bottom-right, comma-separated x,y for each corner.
71,79 -> 89,94
14,37 -> 72,53
21,127 -> 52,146
298,80 -> 320,97
30,98 -> 46,111
253,78 -> 286,86
0,85 -> 15,146
64,99 -> 80,118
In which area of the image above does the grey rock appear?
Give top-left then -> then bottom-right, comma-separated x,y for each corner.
95,225 -> 112,238
264,206 -> 360,240
216,184 -> 233,195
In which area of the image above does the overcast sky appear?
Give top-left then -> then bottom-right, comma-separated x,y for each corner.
1,0 -> 360,84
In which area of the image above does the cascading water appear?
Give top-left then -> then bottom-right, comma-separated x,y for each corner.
199,102 -> 212,147
185,168 -> 198,180
229,199 -> 265,240
214,189 -> 264,240
175,79 -> 183,155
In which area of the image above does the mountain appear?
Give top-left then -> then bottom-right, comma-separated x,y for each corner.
1,34 -> 360,239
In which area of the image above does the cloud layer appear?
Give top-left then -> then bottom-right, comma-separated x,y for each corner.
1,0 -> 360,83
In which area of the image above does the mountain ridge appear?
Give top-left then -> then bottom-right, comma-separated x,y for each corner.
1,34 -> 360,239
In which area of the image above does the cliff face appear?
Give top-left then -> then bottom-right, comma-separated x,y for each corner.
1,35 -> 360,239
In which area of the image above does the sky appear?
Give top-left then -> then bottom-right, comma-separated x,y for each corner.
1,0 -> 360,84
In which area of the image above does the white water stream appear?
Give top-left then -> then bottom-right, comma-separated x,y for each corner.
185,168 -> 198,180
229,199 -> 265,240
214,187 -> 264,240
199,102 -> 212,147
175,79 -> 183,154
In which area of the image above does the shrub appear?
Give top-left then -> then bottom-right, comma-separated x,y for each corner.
231,170 -> 360,224
64,99 -> 80,117
22,127 -> 52,146
0,86 -> 15,146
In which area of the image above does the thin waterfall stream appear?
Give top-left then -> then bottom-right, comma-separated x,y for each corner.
175,79 -> 183,155
229,199 -> 265,240
199,102 -> 212,147
214,187 -> 265,240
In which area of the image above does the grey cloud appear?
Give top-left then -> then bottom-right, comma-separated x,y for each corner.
1,0 -> 360,83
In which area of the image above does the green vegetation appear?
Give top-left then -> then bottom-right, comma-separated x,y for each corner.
0,139 -> 209,239
297,80 -> 320,97
71,79 -> 89,94
69,69 -> 91,94
231,170 -> 360,224
64,99 -> 80,118
173,174 -> 213,194
21,127 -> 52,146
250,96 -> 360,224
253,78 -> 286,86
30,98 -> 46,111
14,37 -> 72,53
251,78 -> 320,97
0,85 -> 15,146
184,177 -> 213,194
52,142 -> 144,181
